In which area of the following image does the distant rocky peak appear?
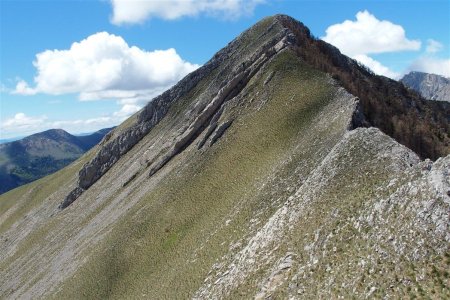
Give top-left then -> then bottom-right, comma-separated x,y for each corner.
401,71 -> 450,102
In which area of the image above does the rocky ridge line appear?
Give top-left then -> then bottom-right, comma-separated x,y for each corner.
60,14 -> 449,209
277,15 -> 450,160
59,52 -> 223,209
146,34 -> 294,177
59,17 -> 296,209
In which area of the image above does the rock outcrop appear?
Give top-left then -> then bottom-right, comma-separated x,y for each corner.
147,33 -> 293,177
63,55 -> 225,203
195,128 -> 450,299
61,17 -> 296,208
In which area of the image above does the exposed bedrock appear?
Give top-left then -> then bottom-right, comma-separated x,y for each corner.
148,36 -> 293,177
60,20 -> 296,209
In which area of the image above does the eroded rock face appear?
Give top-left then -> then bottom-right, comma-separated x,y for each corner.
61,17 -> 297,209
209,120 -> 233,147
58,187 -> 84,209
75,58 -> 224,191
147,34 -> 294,177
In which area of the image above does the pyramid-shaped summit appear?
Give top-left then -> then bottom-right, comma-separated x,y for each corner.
1,15 -> 449,299
62,14 -> 449,209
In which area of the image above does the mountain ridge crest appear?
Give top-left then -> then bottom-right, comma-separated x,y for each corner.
60,14 -> 449,209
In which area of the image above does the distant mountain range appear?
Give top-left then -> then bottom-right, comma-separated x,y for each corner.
401,71 -> 450,102
0,137 -> 25,144
0,127 -> 113,194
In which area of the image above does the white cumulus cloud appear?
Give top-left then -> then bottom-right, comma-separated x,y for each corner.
322,10 -> 421,57
2,113 -> 47,129
6,31 -> 192,137
1,113 -> 48,137
13,80 -> 37,95
14,32 -> 199,101
110,0 -> 264,25
0,113 -> 121,139
353,54 -> 400,79
113,104 -> 142,118
51,117 -> 115,128
322,10 -> 422,79
408,57 -> 450,78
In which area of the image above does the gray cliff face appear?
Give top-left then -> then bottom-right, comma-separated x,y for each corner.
61,16 -> 297,209
401,71 -> 450,102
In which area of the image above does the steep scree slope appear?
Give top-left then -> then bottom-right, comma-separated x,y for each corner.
0,15 -> 449,299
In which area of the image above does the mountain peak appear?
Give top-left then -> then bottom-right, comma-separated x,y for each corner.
27,128 -> 70,140
2,15 -> 450,299
58,14 -> 449,209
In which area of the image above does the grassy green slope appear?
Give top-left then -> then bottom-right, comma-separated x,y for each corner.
53,51 -> 357,299
1,18 -> 447,299
0,17 -> 287,295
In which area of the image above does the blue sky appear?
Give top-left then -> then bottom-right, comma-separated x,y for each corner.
1,0 -> 449,139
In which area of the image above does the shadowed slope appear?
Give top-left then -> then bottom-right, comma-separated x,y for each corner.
276,15 -> 449,160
